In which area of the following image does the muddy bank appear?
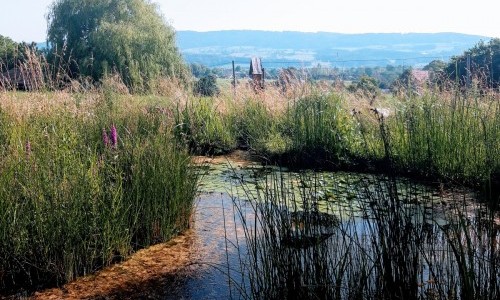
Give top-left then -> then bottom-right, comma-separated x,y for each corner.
29,232 -> 196,300
21,192 -> 243,300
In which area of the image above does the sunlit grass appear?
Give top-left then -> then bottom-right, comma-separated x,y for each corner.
0,90 -> 198,293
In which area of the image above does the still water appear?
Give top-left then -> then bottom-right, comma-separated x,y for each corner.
164,151 -> 495,299
31,151 -> 498,299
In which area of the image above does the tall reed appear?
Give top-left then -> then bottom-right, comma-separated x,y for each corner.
0,90 -> 198,294
229,170 -> 500,299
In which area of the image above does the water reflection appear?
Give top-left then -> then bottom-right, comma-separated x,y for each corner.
30,152 -> 499,299
211,159 -> 499,299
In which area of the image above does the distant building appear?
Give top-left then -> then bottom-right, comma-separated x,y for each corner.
249,57 -> 264,90
410,70 -> 430,94
410,70 -> 430,85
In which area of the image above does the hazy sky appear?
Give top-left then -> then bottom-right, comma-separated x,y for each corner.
1,0 -> 499,42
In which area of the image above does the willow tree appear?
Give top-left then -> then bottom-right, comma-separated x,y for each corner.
47,0 -> 187,92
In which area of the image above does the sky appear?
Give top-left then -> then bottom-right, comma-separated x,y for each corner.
0,0 -> 499,43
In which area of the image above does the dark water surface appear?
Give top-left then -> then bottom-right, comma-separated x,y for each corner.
160,152 -> 497,299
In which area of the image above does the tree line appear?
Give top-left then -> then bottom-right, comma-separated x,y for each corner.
1,0 -> 187,93
1,0 -> 499,93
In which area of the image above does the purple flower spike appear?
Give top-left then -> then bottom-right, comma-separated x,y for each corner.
25,140 -> 31,156
102,128 -> 110,147
110,124 -> 118,148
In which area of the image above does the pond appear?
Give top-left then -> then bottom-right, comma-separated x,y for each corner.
31,151 -> 500,299
192,151 -> 499,299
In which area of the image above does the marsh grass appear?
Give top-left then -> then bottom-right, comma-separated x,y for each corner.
174,96 -> 238,155
229,170 -> 500,299
384,91 -> 500,186
175,82 -> 499,200
0,90 -> 198,295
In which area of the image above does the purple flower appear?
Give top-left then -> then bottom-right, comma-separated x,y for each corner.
110,124 -> 118,148
25,140 -> 31,156
102,128 -> 110,147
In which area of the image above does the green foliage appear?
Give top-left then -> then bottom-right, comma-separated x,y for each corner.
423,59 -> 447,73
284,94 -> 355,162
0,36 -> 39,71
444,38 -> 500,88
347,75 -> 380,100
423,60 -> 447,85
190,63 -> 212,78
386,94 -> 500,185
237,99 -> 279,153
193,74 -> 220,97
0,35 -> 19,71
0,93 -> 198,292
174,97 -> 236,155
47,0 -> 188,92
391,68 -> 424,96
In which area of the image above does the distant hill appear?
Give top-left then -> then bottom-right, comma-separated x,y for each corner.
176,30 -> 487,68
36,42 -> 48,50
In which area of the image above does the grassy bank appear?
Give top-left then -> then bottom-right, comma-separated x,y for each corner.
0,91 -> 198,294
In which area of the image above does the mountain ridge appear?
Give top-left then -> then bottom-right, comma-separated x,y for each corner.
175,30 -> 488,68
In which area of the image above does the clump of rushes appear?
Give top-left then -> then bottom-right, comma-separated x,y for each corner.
230,171 -> 500,299
0,92 -> 198,295
174,96 -> 237,155
381,91 -> 500,189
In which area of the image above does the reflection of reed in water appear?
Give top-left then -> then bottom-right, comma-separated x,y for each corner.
229,171 -> 500,299
281,211 -> 339,249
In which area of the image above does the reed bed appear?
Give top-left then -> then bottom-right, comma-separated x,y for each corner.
0,90 -> 198,295
176,83 -> 499,198
229,171 -> 500,299
382,91 -> 500,188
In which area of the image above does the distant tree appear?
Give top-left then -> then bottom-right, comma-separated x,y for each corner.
348,75 -> 380,103
365,67 -> 373,77
47,0 -> 188,92
386,65 -> 396,72
394,68 -> 413,86
391,67 -> 430,96
190,63 -> 211,78
423,60 -> 447,86
0,35 -> 19,71
193,74 -> 219,97
210,67 -> 226,78
0,36 -> 39,71
444,38 -> 500,89
423,60 -> 446,73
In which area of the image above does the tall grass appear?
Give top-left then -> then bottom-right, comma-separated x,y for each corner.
175,83 -> 499,200
384,91 -> 500,187
0,90 -> 198,294
282,93 -> 358,165
229,171 -> 500,299
174,96 -> 237,155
